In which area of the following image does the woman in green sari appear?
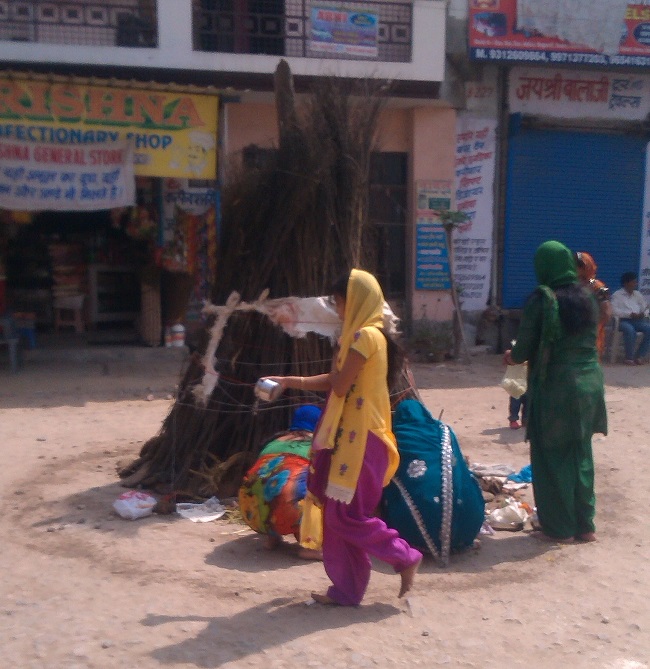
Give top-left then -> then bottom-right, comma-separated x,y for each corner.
504,241 -> 607,543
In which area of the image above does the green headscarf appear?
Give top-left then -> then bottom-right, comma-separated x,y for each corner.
533,241 -> 578,378
534,240 -> 578,289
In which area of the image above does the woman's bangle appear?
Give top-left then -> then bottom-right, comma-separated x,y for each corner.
299,376 -> 304,390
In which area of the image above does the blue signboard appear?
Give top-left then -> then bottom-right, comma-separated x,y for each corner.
415,218 -> 451,291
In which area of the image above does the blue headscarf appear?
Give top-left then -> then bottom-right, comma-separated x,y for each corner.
289,405 -> 322,432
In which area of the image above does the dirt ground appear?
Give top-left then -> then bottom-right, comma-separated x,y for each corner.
1,349 -> 648,669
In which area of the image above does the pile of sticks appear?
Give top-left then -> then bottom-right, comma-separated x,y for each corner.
119,63 -> 392,499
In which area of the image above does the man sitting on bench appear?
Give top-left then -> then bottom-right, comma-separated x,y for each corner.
611,271 -> 650,365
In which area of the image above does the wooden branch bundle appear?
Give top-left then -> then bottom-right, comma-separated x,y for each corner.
119,65 -> 391,499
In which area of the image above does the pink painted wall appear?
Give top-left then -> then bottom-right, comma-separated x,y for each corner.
226,104 -> 411,155
375,109 -> 410,152
225,102 -> 278,159
225,101 -> 458,324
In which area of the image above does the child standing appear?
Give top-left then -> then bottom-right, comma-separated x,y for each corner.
508,392 -> 528,430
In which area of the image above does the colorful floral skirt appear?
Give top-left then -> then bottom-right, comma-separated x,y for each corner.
238,453 -> 310,537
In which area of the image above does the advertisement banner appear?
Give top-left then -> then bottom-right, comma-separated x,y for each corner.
415,181 -> 452,291
0,138 -> 135,211
640,144 -> 650,301
310,7 -> 378,57
509,67 -> 650,120
0,77 -> 219,179
453,117 -> 497,312
415,218 -> 451,291
469,0 -> 650,68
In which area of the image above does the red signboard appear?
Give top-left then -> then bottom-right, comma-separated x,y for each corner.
469,0 -> 650,68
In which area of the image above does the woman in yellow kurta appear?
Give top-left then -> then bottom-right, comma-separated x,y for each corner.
266,269 -> 422,605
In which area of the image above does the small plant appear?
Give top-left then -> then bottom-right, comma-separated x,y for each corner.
437,208 -> 471,362
437,209 -> 470,231
408,317 -> 454,363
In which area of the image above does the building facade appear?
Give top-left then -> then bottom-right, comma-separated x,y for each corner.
0,0 -> 460,347
459,0 -> 650,322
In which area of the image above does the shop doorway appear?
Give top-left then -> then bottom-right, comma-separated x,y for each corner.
1,178 -> 161,347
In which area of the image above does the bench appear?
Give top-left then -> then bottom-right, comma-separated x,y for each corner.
607,316 -> 644,363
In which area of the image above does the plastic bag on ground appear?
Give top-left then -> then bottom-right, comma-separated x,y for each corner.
176,496 -> 227,522
507,464 -> 532,483
486,498 -> 529,531
113,490 -> 157,520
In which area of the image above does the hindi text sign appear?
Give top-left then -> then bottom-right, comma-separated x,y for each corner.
0,138 -> 135,211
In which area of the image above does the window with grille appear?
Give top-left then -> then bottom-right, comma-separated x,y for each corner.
367,152 -> 407,298
0,1 -> 157,47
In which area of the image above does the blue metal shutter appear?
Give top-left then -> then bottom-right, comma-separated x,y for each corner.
502,127 -> 646,309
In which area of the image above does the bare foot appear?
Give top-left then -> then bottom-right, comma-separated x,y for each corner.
311,592 -> 338,605
575,532 -> 597,542
298,547 -> 323,561
530,531 -> 574,544
265,535 -> 283,550
398,557 -> 422,598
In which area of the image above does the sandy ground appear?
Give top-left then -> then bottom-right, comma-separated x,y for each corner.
1,349 -> 649,669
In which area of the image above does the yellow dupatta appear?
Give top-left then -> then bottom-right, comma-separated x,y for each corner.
313,269 -> 398,504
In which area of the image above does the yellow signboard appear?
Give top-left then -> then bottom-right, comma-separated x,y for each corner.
0,77 -> 219,179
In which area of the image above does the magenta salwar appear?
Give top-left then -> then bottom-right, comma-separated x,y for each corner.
316,433 -> 422,606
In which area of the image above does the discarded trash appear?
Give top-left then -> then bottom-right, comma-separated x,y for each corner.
502,481 -> 529,493
529,510 -> 541,531
176,496 -> 227,522
486,497 -> 529,531
507,464 -> 532,483
113,491 -> 157,520
471,463 -> 516,478
479,521 -> 496,536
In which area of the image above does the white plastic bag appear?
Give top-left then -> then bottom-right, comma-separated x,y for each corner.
500,362 -> 527,399
176,496 -> 227,522
113,490 -> 157,520
486,498 -> 529,531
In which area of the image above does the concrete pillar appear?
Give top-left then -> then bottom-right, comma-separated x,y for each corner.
409,106 -> 457,323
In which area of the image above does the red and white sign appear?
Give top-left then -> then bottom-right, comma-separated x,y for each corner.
509,67 -> 650,120
469,0 -> 650,68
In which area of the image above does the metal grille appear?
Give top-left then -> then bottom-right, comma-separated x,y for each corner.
195,0 -> 412,62
0,1 -> 157,47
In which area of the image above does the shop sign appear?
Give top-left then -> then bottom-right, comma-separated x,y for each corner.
0,77 -> 219,179
415,181 -> 452,291
640,144 -> 650,301
469,0 -> 650,68
0,137 -> 135,211
310,7 -> 378,57
509,67 -> 650,120
453,117 -> 496,312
